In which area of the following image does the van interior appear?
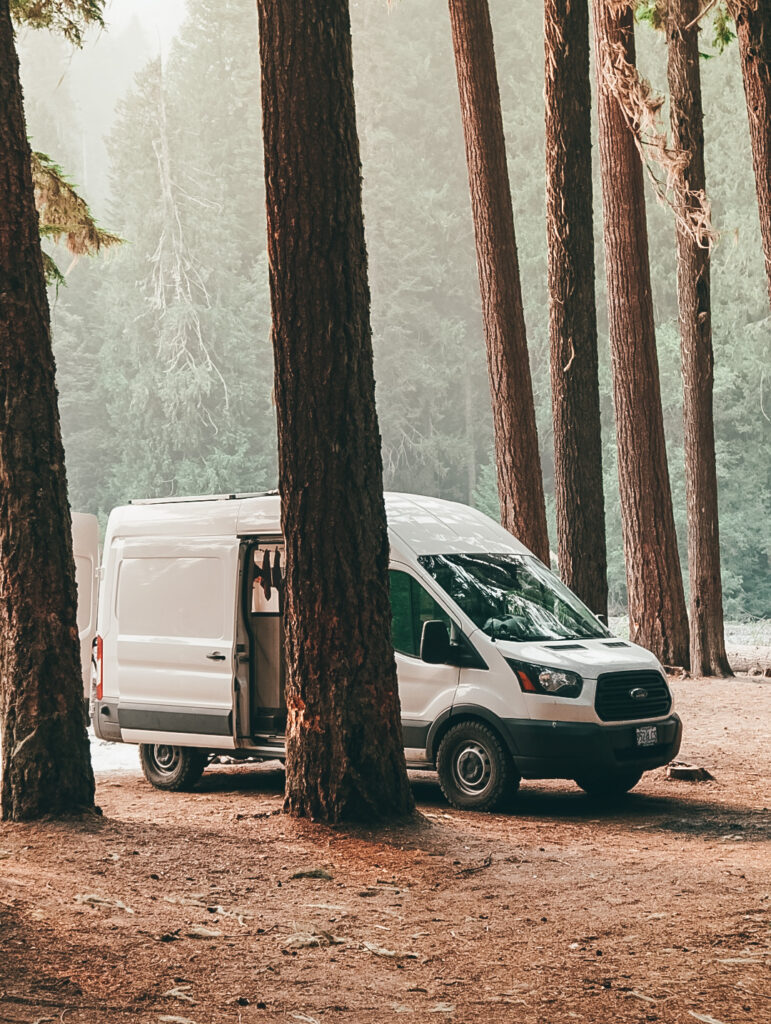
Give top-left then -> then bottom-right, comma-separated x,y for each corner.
239,539 -> 287,745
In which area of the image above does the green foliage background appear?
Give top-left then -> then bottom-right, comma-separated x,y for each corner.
19,0 -> 770,617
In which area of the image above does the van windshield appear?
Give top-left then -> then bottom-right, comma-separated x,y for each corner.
417,553 -> 610,643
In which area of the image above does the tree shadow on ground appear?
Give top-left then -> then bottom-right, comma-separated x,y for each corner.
410,777 -> 771,841
186,762 -> 771,843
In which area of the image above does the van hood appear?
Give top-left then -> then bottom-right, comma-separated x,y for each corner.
490,636 -> 664,678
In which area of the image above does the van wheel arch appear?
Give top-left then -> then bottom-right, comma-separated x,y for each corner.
427,706 -> 517,763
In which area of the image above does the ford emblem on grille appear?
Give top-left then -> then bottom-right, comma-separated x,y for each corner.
629,687 -> 649,700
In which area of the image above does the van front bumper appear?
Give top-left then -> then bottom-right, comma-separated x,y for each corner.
505,713 -> 682,780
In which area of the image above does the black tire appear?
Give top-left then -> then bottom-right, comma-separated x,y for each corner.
139,744 -> 208,791
436,720 -> 519,812
575,769 -> 643,798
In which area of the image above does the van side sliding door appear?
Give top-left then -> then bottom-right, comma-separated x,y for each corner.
115,537 -> 239,748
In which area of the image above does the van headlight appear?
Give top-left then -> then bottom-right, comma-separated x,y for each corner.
505,659 -> 583,698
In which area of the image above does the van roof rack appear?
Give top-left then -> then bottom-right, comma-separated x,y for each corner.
129,490 -> 279,506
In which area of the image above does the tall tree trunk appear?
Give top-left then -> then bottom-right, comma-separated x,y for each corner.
667,0 -> 732,677
447,0 -> 550,564
256,0 -> 414,822
0,0 -> 95,820
730,0 -> 771,308
464,365 -> 477,503
544,0 -> 608,618
592,0 -> 690,668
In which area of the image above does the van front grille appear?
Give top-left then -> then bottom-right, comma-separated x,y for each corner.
595,671 -> 672,722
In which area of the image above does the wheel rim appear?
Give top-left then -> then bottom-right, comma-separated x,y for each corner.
152,744 -> 180,774
452,741 -> 492,796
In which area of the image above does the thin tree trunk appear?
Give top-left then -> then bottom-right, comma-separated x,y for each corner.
464,366 -> 477,503
447,0 -> 550,564
592,0 -> 690,668
0,0 -> 95,820
731,0 -> 771,308
256,0 -> 414,822
667,0 -> 732,677
544,0 -> 608,618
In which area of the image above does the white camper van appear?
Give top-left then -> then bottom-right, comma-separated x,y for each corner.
87,492 -> 682,811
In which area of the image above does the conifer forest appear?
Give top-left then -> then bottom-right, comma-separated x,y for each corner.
0,1 -> 769,1022
17,0 -> 769,619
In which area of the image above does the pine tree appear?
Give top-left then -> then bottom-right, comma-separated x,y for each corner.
0,0 -> 95,819
666,0 -> 732,676
728,1 -> 771,308
257,0 -> 414,822
446,0 -> 550,563
544,0 -> 607,617
592,0 -> 690,667
89,2 -> 276,509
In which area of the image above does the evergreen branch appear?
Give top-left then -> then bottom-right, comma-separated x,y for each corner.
31,150 -> 122,259
10,0 -> 104,46
40,250 -> 65,287
636,1 -> 667,30
712,4 -> 736,51
634,1 -> 737,51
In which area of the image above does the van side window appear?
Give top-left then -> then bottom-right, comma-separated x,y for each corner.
389,570 -> 452,658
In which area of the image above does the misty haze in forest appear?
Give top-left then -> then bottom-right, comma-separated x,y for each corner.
17,0 -> 769,617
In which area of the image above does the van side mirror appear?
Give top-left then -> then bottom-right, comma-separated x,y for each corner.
420,620 -> 451,664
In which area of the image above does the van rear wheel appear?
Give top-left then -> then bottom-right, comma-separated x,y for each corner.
436,720 -> 518,812
139,744 -> 208,791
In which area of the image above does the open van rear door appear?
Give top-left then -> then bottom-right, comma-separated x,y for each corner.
72,512 -> 99,698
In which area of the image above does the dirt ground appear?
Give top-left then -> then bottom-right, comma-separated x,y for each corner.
1,676 -> 769,1024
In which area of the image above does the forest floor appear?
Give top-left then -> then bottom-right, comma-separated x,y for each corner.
1,676 -> 770,1024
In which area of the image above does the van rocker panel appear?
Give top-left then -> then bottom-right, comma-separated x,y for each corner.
117,702 -> 233,737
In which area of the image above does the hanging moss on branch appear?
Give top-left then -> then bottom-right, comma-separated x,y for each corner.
30,150 -> 121,282
10,0 -> 103,45
597,1 -> 717,250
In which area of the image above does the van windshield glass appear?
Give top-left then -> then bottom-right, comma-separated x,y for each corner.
417,553 -> 610,643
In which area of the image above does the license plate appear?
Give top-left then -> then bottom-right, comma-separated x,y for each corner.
636,725 -> 658,747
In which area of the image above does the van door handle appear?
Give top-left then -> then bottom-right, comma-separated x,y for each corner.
206,651 -> 227,661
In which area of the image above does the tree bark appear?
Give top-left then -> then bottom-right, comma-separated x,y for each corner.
592,1 -> 690,668
447,0 -> 550,564
667,0 -> 732,677
256,0 -> 414,822
0,0 -> 95,819
731,0 -> 771,309
544,0 -> 608,618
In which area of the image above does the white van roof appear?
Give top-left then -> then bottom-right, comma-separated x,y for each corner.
384,493 -> 530,557
107,491 -> 531,559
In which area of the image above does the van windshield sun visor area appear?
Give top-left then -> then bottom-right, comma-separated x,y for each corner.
417,553 -> 611,644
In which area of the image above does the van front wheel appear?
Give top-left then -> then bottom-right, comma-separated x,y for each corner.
436,720 -> 518,812
139,744 -> 208,791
